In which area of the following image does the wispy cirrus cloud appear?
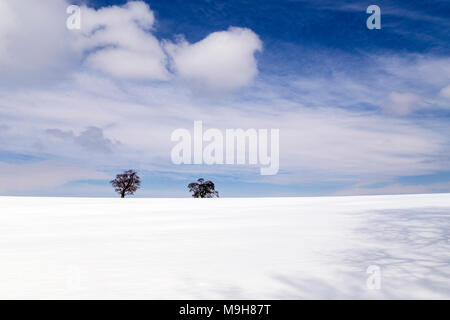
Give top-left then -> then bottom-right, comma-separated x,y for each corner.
381,91 -> 423,115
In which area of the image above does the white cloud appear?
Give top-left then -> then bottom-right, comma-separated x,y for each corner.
165,27 -> 262,92
0,0 -> 262,90
379,55 -> 450,88
0,1 -> 15,52
46,127 -> 119,154
0,0 -> 78,86
381,91 -> 423,115
79,1 -> 170,80
439,85 -> 450,99
1,72 -> 448,185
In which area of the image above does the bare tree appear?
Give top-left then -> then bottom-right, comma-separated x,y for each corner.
188,178 -> 219,198
110,170 -> 141,198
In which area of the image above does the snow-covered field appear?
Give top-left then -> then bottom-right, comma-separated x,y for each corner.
0,194 -> 449,299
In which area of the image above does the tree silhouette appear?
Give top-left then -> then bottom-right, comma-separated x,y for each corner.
188,178 -> 219,198
110,170 -> 141,198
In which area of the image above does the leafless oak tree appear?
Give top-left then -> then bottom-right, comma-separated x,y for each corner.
188,178 -> 219,198
110,170 -> 141,198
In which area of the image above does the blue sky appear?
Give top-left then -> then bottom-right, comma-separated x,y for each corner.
86,0 -> 450,76
88,0 -> 449,51
0,0 -> 449,197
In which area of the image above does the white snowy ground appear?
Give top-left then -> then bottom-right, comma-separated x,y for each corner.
0,193 -> 449,299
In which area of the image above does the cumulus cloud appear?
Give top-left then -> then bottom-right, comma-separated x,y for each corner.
0,0 -> 262,90
381,91 -> 423,115
0,0 -> 78,86
46,127 -> 118,154
79,1 -> 170,80
165,27 -> 262,92
0,1 -> 14,52
0,1 -> 169,82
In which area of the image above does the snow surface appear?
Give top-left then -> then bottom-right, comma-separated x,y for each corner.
0,194 -> 449,299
